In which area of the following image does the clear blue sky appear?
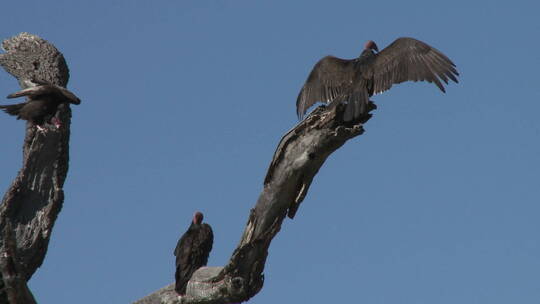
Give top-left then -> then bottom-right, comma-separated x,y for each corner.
1,1 -> 539,303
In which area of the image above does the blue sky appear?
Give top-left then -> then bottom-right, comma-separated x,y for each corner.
1,1 -> 539,303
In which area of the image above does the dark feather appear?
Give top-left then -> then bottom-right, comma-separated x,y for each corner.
174,217 -> 213,295
0,103 -> 25,117
364,37 -> 459,95
296,56 -> 357,120
2,82 -> 80,126
0,97 -> 59,125
296,37 -> 459,121
7,82 -> 81,104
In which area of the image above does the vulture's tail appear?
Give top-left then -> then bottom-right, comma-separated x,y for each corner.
0,103 -> 25,117
343,90 -> 369,121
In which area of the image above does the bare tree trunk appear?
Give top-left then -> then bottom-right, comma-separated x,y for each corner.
134,103 -> 374,304
0,33 -> 73,303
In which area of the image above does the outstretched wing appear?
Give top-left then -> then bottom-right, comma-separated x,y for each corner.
296,56 -> 356,119
6,85 -> 55,99
364,37 -> 459,95
7,83 -> 81,104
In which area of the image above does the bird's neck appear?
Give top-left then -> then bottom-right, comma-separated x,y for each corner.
357,49 -> 376,62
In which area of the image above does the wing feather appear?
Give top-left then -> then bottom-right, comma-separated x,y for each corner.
198,224 -> 213,265
296,56 -> 356,119
7,83 -> 81,104
364,37 -> 459,95
6,86 -> 55,99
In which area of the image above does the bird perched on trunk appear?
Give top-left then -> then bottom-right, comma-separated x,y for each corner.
0,80 -> 81,132
296,37 -> 459,121
174,211 -> 214,295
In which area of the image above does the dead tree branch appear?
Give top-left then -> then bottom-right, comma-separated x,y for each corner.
134,103 -> 375,304
0,32 -> 374,304
0,223 -> 37,304
0,33 -> 73,302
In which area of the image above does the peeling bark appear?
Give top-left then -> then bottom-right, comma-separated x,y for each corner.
134,103 -> 375,304
0,33 -> 73,303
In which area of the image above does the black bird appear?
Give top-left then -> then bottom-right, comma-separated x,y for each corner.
296,37 -> 459,121
174,211 -> 214,295
1,80 -> 81,131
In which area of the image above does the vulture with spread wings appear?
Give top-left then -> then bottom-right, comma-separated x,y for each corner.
296,37 -> 459,121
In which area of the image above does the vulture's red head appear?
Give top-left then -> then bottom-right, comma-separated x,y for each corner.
193,211 -> 204,224
364,40 -> 379,52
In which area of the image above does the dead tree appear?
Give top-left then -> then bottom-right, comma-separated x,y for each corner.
0,33 -> 73,303
0,33 -> 374,304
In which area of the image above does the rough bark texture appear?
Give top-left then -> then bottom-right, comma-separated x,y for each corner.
0,33 -> 73,303
134,103 -> 375,304
0,223 -> 37,304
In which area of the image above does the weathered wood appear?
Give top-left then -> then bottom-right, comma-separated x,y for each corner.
0,33 -> 74,302
0,223 -> 37,304
134,103 -> 375,304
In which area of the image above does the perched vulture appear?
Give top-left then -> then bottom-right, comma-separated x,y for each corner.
0,80 -> 81,131
296,37 -> 459,121
174,211 -> 214,295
